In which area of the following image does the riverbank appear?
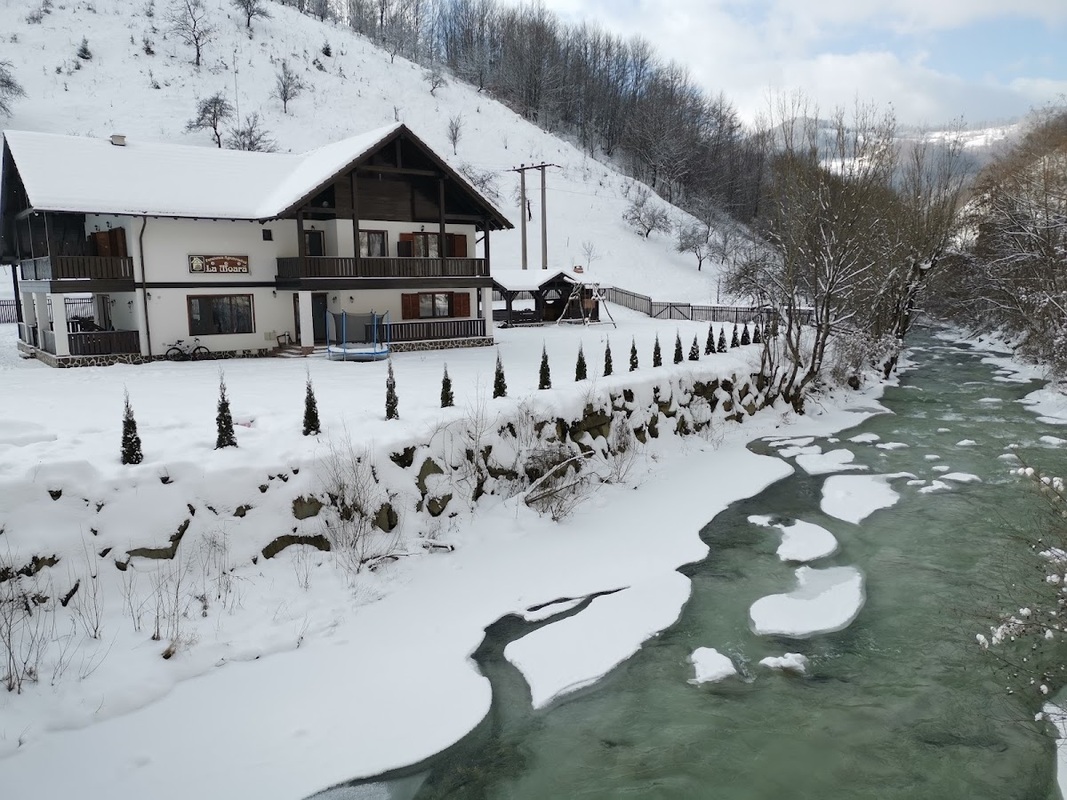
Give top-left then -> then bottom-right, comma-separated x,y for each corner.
0,318 -> 890,800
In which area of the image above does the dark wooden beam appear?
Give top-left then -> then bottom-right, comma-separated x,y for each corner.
350,172 -> 361,276
438,178 -> 447,267
357,165 -> 438,177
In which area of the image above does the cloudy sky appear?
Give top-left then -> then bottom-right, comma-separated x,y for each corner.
508,0 -> 1067,127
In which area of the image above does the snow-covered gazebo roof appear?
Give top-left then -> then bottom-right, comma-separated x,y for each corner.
492,269 -> 578,293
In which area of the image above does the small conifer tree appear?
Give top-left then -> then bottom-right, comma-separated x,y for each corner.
215,373 -> 237,449
753,322 -> 763,345
302,373 -> 321,436
730,323 -> 740,348
493,351 -> 507,398
653,335 -> 662,367
717,327 -> 727,353
120,390 -> 143,465
673,331 -> 684,364
575,345 -> 587,381
441,364 -> 454,408
385,359 -> 399,420
629,338 -> 639,372
740,323 -> 751,346
77,37 -> 92,60
688,335 -> 700,361
604,339 -> 613,377
538,345 -> 552,389
705,324 -> 715,355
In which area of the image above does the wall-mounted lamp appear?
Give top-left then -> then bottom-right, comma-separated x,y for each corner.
348,295 -> 354,303
127,300 -> 134,308
272,290 -> 277,297
420,224 -> 425,232
146,291 -> 152,299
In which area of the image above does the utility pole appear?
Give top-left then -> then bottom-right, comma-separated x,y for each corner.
509,163 -> 557,270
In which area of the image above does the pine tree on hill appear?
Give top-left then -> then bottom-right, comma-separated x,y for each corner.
604,339 -> 613,377
575,344 -> 587,381
385,359 -> 399,420
629,338 -> 639,372
653,335 -> 662,367
688,335 -> 700,361
441,364 -> 454,408
705,324 -> 715,355
493,351 -> 507,398
215,373 -> 237,449
717,327 -> 727,353
730,323 -> 740,348
538,345 -> 552,389
302,373 -> 321,436
120,390 -> 143,465
673,331 -> 683,364
740,323 -> 751,346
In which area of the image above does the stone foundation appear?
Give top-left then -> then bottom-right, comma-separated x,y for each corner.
16,344 -> 275,368
389,337 -> 494,353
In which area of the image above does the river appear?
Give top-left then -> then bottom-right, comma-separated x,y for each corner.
320,333 -> 1067,800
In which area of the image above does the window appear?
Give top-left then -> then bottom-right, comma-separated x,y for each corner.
188,295 -> 255,335
359,230 -> 387,257
261,229 -> 273,241
397,232 -> 468,258
402,291 -> 471,320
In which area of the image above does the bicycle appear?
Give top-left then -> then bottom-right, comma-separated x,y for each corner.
164,338 -> 211,361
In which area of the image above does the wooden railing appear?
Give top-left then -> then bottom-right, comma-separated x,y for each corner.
20,256 -> 135,281
277,256 -> 487,280
68,330 -> 141,356
383,317 -> 486,343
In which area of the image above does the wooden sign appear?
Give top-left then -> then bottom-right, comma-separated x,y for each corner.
189,255 -> 250,274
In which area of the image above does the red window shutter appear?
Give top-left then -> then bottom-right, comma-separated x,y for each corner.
453,291 -> 470,318
401,293 -> 419,320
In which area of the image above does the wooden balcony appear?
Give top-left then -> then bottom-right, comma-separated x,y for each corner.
277,256 -> 487,281
19,255 -> 135,283
384,318 -> 486,343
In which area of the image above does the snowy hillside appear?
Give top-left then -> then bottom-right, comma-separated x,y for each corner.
0,0 -> 733,302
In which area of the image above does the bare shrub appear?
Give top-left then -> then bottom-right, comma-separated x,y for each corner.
523,444 -> 593,521
1,571 -> 50,693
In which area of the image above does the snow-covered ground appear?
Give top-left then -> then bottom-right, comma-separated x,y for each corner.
0,311 -> 893,799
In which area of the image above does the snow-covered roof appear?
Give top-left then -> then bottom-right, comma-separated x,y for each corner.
493,270 -> 577,292
2,124 -> 508,225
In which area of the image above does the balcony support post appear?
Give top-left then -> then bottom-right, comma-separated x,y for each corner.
49,292 -> 71,356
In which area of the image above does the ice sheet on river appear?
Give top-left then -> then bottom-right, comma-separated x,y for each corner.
750,566 -> 865,637
505,572 -> 691,709
689,648 -> 737,684
749,516 -> 838,562
820,474 -> 902,524
795,449 -> 867,475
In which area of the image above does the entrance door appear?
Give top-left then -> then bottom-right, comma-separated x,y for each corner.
304,230 -> 325,257
312,293 -> 328,343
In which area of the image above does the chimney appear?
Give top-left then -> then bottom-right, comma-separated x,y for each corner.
110,134 -> 127,147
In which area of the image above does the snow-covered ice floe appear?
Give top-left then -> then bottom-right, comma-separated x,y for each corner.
820,475 -> 902,524
941,472 -> 981,483
919,480 -> 951,494
956,439 -> 978,447
505,572 -> 691,709
689,648 -> 737,684
750,566 -> 865,637
759,653 -> 808,674
848,433 -> 880,444
875,442 -> 909,450
1021,388 -> 1067,426
795,449 -> 868,476
749,515 -> 838,562
1040,436 -> 1067,447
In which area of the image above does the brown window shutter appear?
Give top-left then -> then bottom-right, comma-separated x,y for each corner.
109,227 -> 128,258
401,293 -> 419,320
453,291 -> 470,318
397,233 -> 415,258
448,234 -> 468,258
91,230 -> 112,257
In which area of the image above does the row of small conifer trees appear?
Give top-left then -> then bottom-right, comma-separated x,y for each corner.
120,371 -> 324,464
120,321 -> 764,460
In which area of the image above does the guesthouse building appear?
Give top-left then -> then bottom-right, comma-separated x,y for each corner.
0,123 -> 512,366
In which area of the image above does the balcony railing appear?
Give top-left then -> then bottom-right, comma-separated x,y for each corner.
383,318 -> 486,343
277,256 -> 487,280
68,330 -> 141,356
20,256 -> 135,282
17,322 -> 37,347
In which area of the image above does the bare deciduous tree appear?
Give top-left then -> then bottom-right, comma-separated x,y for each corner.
226,112 -> 275,152
447,113 -> 463,154
622,186 -> 672,238
0,59 -> 26,118
677,222 -> 712,270
273,59 -> 306,114
185,92 -> 234,147
231,0 -> 270,29
167,0 -> 214,68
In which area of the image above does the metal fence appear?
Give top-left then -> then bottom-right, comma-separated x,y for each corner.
601,286 -> 653,316
0,297 -> 96,324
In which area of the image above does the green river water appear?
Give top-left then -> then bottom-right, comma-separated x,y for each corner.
322,335 -> 1067,800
